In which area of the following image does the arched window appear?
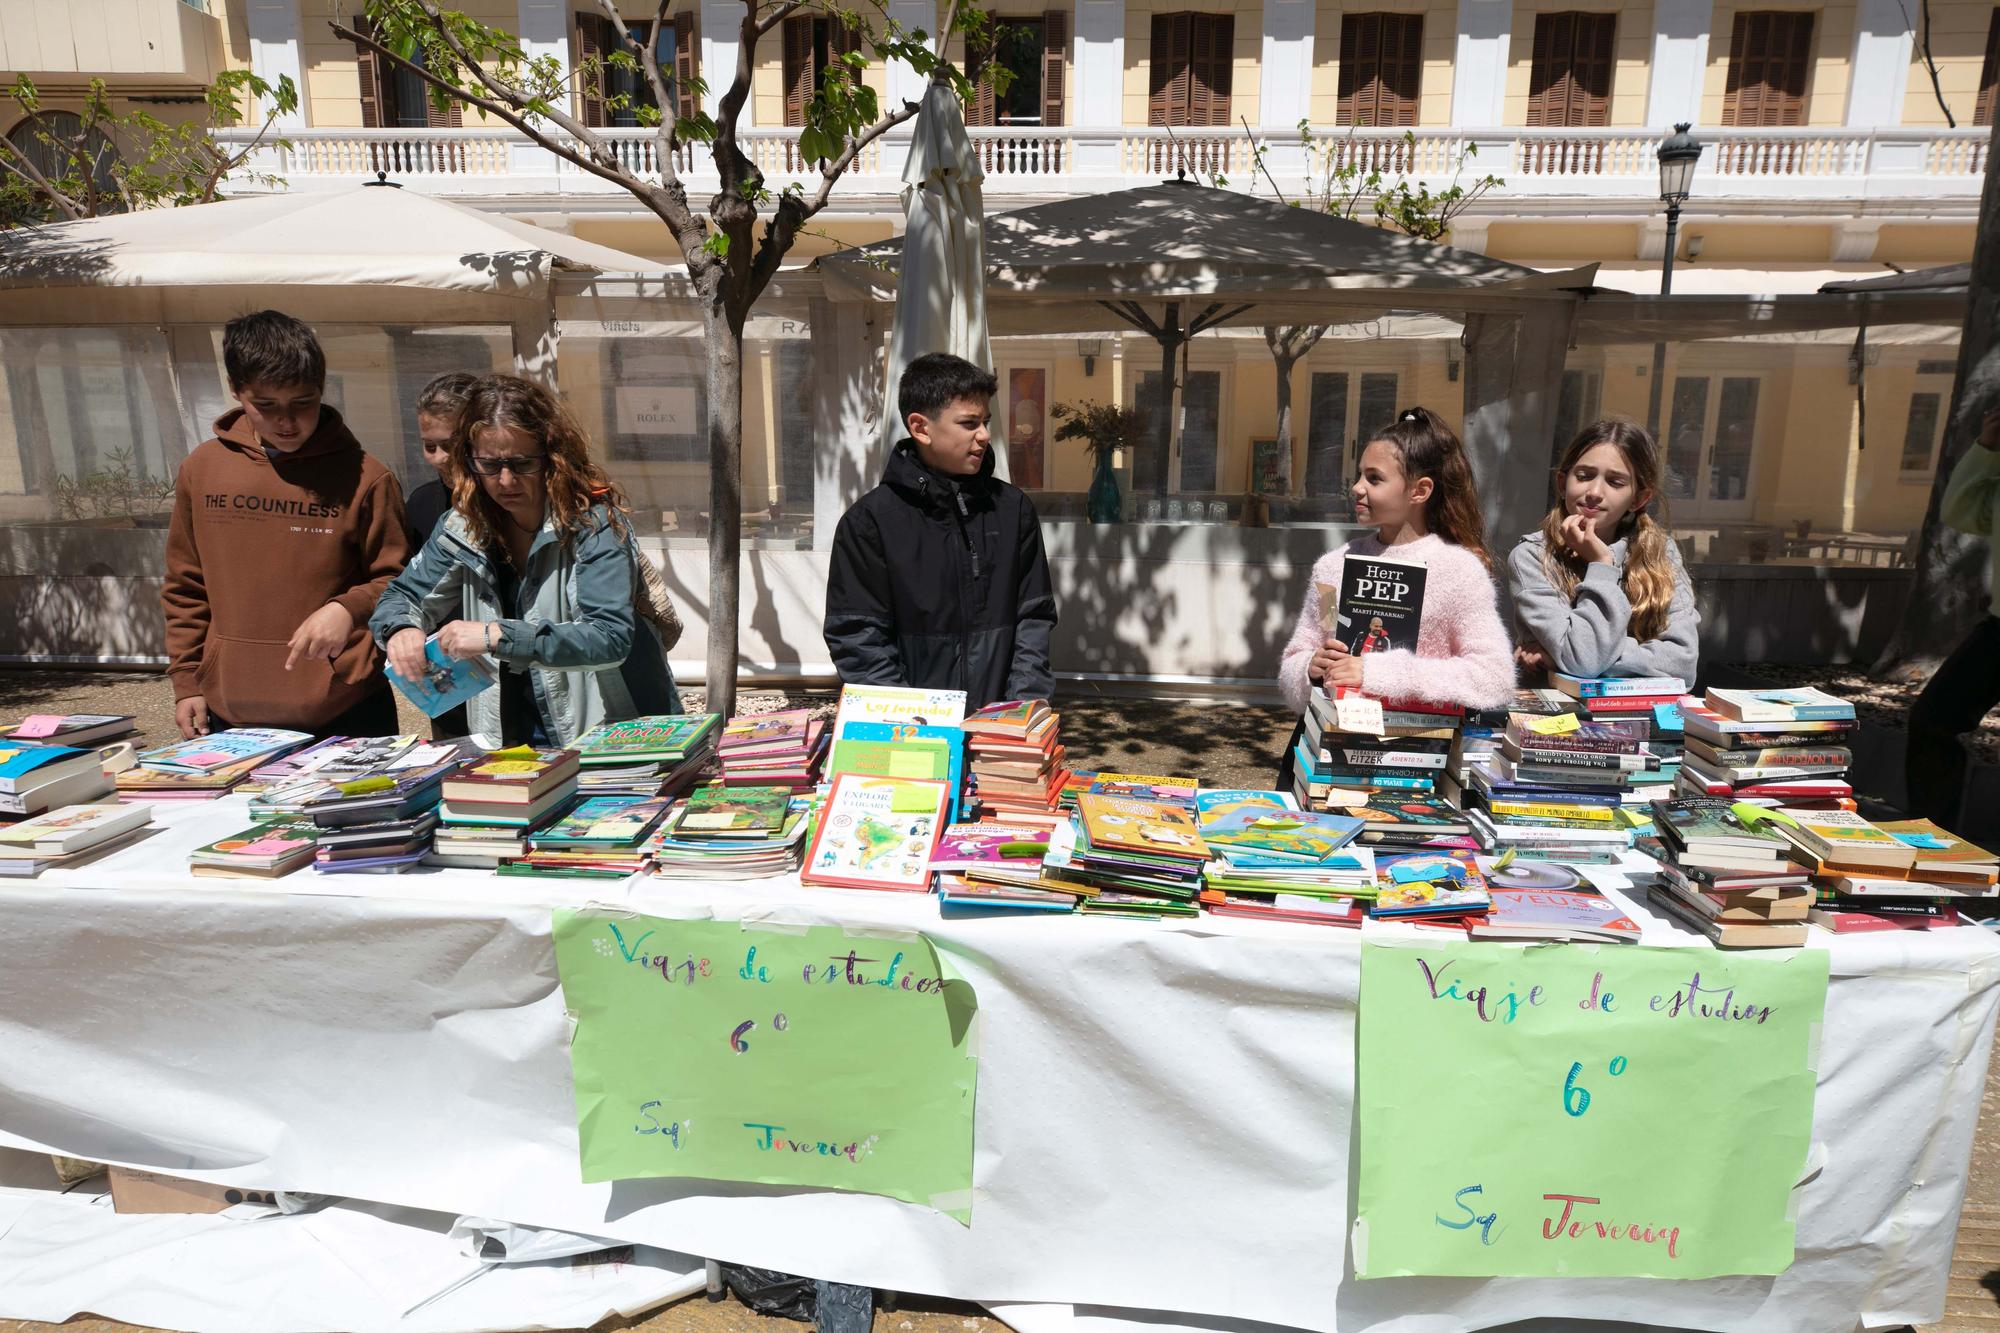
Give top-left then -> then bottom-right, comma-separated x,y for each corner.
3,110 -> 124,213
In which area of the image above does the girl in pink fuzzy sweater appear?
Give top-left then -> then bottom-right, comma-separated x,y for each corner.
1278,407 -> 1515,715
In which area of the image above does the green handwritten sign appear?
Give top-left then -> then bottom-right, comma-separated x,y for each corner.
552,912 -> 979,1219
1355,941 -> 1828,1278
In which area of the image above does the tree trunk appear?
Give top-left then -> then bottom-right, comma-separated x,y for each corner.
1873,112 -> 2000,679
704,300 -> 747,718
1271,346 -> 1298,495
1146,302 -> 1179,498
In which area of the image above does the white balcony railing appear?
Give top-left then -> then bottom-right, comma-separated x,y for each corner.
213,124 -> 1990,207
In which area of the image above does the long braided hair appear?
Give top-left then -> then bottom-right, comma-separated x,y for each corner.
1538,418 -> 1676,641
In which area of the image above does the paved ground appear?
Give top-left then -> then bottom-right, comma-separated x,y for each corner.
2,667 -> 1998,1331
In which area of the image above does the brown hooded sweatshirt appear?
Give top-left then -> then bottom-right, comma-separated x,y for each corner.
162,406 -> 410,730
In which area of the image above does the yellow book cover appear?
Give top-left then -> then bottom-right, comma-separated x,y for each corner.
1077,793 -> 1209,859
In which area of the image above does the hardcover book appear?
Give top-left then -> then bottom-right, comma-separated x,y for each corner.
669,785 -> 793,837
574,714 -> 722,763
800,774 -> 952,891
440,747 -> 579,803
1075,793 -> 1210,861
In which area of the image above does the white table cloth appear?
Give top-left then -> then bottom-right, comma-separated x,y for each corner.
1,796 -> 1996,1333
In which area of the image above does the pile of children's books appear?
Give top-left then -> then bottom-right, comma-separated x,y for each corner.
1296,692 -> 1461,808
963,700 -> 1068,824
571,714 -> 720,798
1193,789 -> 1375,926
503,793 -> 674,878
430,746 -> 580,868
1678,687 -> 1856,810
801,772 -> 954,892
0,802 -> 153,876
1645,797 -> 1812,947
824,685 -> 968,824
1368,850 -> 1492,923
0,740 -> 115,818
717,710 -> 826,790
647,788 -> 813,879
119,728 -> 311,803
1774,811 -> 1998,931
930,820 -> 1077,912
1044,791 -> 1207,918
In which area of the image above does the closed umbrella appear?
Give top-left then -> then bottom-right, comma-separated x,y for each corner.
878,80 -> 997,473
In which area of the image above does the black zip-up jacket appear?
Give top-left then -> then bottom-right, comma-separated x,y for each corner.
823,438 -> 1057,710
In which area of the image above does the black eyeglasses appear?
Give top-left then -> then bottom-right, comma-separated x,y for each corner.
466,453 -> 549,477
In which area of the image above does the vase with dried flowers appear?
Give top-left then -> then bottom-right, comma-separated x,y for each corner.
1052,401 -> 1141,525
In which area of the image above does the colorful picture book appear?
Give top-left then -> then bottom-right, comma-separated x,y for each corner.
1075,793 -> 1209,862
1369,852 -> 1490,918
669,785 -> 793,838
830,683 -> 968,734
190,815 -> 320,877
440,747 -> 580,804
535,795 -> 673,848
573,714 -> 721,764
928,821 -> 1053,874
385,634 -> 497,718
1089,772 -> 1199,805
800,774 -> 953,892
138,728 -> 312,775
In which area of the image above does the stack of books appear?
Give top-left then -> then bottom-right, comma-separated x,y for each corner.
800,773 -> 954,892
0,741 -> 114,818
1194,789 -> 1376,920
1463,710 -> 1648,856
1043,792 -> 1207,917
1088,771 -> 1199,805
964,700 -> 1068,824
430,747 -> 580,868
825,685 -> 968,822
1678,687 -> 1857,810
0,803 -> 153,876
571,714 -> 721,798
1646,797 -> 1811,947
190,814 -> 320,879
1368,851 -> 1491,922
1551,673 -> 1688,795
303,757 -> 463,874
930,821 -> 1078,913
1295,693 -> 1461,807
1342,791 -> 1479,851
118,728 -> 312,803
717,710 -> 827,791
245,735 -> 473,816
1804,816 -> 1997,931
647,793 -> 813,879
1468,862 -> 1641,942
0,713 -> 139,747
502,794 -> 674,878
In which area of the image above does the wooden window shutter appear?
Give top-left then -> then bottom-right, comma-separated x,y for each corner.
1575,12 -> 1615,127
1337,13 -> 1378,126
1042,10 -> 1068,128
1526,13 -> 1567,127
674,13 -> 699,122
1724,11 -> 1811,126
1775,12 -> 1812,126
1149,13 -> 1194,126
574,13 -> 607,127
967,29 -> 997,125
1722,11 -> 1752,126
1382,13 -> 1420,127
783,15 -> 816,126
1979,9 -> 2000,126
1188,13 -> 1232,126
353,21 -> 389,129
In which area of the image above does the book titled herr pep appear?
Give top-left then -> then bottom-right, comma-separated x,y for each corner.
1320,553 -> 1426,657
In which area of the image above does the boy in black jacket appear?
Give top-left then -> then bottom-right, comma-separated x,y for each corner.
823,353 -> 1057,709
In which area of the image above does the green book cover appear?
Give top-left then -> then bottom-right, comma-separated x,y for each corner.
828,737 -> 954,783
573,714 -> 721,763
670,784 -> 793,836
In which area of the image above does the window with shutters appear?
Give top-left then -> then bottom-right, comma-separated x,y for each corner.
1148,13 -> 1234,127
1526,12 -> 1615,127
784,15 -> 864,126
1977,8 -> 2000,126
1721,11 -> 1814,127
1335,13 -> 1422,127
353,18 -> 463,128
574,11 -> 699,128
967,15 -> 1068,126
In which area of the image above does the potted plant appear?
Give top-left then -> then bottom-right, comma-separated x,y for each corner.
1051,401 -> 1142,525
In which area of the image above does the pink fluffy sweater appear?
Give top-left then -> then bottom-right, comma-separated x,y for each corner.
1278,533 -> 1516,715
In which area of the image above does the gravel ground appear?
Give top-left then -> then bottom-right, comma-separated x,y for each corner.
2,667 -> 1996,1331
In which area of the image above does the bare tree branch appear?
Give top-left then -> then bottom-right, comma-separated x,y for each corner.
753,0 -> 811,39
0,141 -> 86,220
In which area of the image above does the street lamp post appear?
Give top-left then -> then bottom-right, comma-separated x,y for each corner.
1646,123 -> 1705,436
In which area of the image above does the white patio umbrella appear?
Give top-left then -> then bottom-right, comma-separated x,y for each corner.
878,80 -> 997,473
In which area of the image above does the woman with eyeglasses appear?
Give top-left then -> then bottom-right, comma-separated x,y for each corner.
371,374 -> 679,746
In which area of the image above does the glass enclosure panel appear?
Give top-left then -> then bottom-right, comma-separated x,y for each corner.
1305,371 -> 1348,497
1664,375 -> 1710,501
1710,376 -> 1760,502
1178,370 -> 1221,492
1901,391 -> 1943,475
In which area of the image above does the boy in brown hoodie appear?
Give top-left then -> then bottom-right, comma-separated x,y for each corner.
162,310 -> 411,739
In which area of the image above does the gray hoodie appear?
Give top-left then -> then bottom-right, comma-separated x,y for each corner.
1507,530 -> 1700,682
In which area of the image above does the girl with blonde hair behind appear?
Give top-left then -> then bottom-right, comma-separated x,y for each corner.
1509,417 -> 1700,682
